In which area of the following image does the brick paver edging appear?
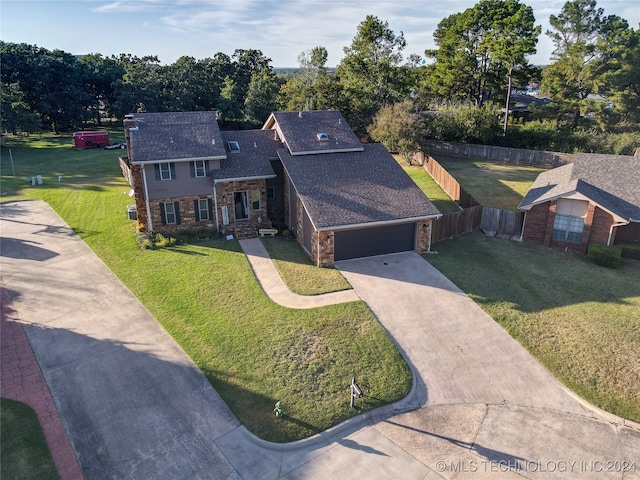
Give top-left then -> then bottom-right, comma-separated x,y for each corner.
1,279 -> 84,480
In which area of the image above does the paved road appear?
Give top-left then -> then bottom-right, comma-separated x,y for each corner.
2,200 -> 638,480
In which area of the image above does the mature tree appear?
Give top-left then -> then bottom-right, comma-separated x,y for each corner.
0,82 -> 42,133
0,42 -> 91,131
369,101 -> 426,164
598,26 -> 640,124
278,46 -> 345,112
541,0 -> 636,127
425,0 -> 540,117
244,68 -> 281,125
112,55 -> 164,117
78,53 -> 125,124
337,15 -> 409,129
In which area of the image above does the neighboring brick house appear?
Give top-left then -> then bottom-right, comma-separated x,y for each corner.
518,155 -> 640,252
121,110 -> 441,266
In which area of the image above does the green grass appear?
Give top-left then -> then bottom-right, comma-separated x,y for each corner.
1,398 -> 59,480
395,156 -> 460,214
425,232 -> 640,422
433,156 -> 545,210
261,236 -> 352,294
0,133 -> 411,442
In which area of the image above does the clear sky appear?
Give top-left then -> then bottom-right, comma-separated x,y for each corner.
1,0 -> 639,67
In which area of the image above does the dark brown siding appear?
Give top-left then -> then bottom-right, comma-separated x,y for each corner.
615,223 -> 640,245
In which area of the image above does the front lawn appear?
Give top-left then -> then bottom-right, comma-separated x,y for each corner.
0,133 -> 411,442
1,398 -> 59,480
261,236 -> 351,294
425,233 -> 640,422
433,156 -> 545,209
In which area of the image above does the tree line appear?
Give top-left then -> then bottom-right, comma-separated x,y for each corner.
2,0 -> 638,153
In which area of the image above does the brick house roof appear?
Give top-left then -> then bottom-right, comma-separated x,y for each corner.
126,111 -> 226,163
279,143 -> 441,229
519,155 -> 640,222
265,110 -> 363,155
216,130 -> 279,181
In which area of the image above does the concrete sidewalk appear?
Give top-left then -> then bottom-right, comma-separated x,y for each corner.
239,237 -> 359,308
2,200 -> 638,480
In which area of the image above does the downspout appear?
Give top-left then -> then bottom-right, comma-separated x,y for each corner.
141,164 -> 153,233
607,221 -> 628,246
213,182 -> 220,233
520,211 -> 527,241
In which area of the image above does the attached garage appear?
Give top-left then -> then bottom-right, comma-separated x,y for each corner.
334,222 -> 416,261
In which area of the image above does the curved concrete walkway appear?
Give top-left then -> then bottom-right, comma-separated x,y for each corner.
239,238 -> 360,308
2,200 -> 639,480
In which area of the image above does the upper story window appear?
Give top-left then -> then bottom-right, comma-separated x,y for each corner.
155,162 -> 175,181
192,160 -> 209,178
228,141 -> 240,152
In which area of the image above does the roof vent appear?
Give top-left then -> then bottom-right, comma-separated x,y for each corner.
254,142 -> 257,148
212,138 -> 216,145
317,133 -> 329,141
298,111 -> 303,118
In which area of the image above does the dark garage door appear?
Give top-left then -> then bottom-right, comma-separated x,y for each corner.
334,223 -> 416,261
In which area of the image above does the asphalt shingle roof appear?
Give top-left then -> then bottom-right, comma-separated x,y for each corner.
519,155 -> 640,221
269,110 -> 363,155
128,111 -> 226,163
215,130 -> 279,180
279,143 -> 441,229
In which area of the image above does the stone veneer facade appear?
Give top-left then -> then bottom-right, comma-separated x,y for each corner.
144,179 -> 269,238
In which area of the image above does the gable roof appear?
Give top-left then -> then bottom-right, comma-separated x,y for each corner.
215,130 -> 279,181
264,110 -> 363,156
126,111 -> 226,164
519,155 -> 640,222
279,143 -> 441,230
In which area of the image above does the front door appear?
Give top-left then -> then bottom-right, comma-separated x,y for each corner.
234,191 -> 249,220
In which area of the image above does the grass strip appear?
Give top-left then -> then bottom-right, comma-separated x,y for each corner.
1,398 -> 59,480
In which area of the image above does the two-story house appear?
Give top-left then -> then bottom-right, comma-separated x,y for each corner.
120,110 -> 441,266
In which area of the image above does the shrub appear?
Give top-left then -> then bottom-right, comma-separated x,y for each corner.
620,243 -> 640,260
154,233 -> 176,248
587,243 -> 622,268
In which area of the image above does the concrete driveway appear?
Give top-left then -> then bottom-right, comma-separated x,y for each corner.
335,252 -> 640,480
2,200 -> 638,480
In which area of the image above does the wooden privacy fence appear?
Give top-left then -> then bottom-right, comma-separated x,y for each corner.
480,207 -> 524,238
413,151 -> 524,243
432,205 -> 483,244
415,151 -> 479,208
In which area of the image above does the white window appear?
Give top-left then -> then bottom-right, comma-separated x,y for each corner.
163,202 -> 177,224
194,160 -> 207,178
552,214 -> 585,243
552,199 -> 588,243
197,199 -> 209,221
159,163 -> 172,180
